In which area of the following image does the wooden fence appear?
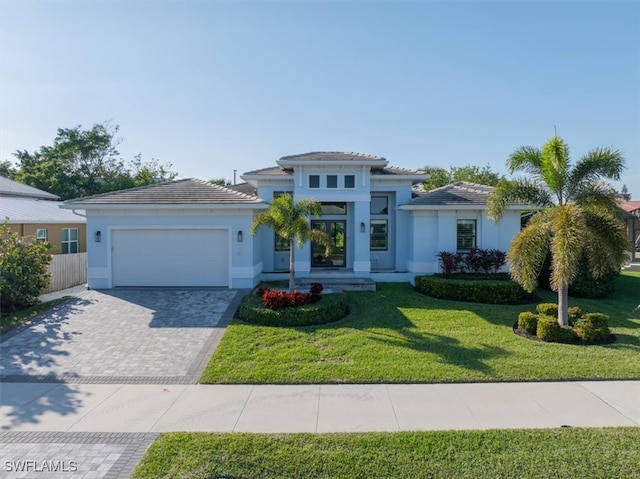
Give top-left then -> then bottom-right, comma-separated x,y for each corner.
45,252 -> 87,293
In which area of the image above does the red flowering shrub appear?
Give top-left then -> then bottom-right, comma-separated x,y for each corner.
258,283 -> 324,310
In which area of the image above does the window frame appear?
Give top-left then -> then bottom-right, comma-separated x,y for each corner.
370,196 -> 389,215
309,175 -> 320,189
326,175 -> 338,189
61,228 -> 79,254
456,219 -> 477,252
344,175 -> 355,189
370,219 -> 388,251
36,228 -> 47,243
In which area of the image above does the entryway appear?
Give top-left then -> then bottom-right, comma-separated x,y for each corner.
311,220 -> 346,268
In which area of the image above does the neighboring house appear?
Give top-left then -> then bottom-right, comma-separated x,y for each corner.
617,200 -> 640,254
0,175 -> 86,254
61,152 -> 527,289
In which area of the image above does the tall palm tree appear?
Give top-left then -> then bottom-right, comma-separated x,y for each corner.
251,194 -> 331,291
487,136 -> 629,326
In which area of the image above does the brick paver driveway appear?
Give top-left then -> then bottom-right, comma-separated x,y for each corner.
0,289 -> 240,384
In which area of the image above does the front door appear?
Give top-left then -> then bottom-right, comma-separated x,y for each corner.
311,220 -> 346,268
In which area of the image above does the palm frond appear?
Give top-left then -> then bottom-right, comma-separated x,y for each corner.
309,228 -> 332,256
507,146 -> 542,176
549,204 -> 586,291
507,214 -> 552,292
487,178 -> 553,222
581,208 -> 630,277
568,147 -> 625,194
539,136 -> 570,201
570,181 -> 621,213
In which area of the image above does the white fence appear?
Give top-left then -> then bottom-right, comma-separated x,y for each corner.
45,253 -> 87,293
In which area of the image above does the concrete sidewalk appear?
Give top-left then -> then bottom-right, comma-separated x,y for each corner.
2,381 -> 639,433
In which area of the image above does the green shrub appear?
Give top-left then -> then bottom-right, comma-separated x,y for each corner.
568,306 -> 584,326
557,326 -> 579,344
536,303 -> 558,317
239,292 -> 349,327
517,311 -> 538,335
575,313 -> 611,344
536,316 -> 563,342
0,224 -> 52,313
537,253 -> 619,299
414,275 -> 528,304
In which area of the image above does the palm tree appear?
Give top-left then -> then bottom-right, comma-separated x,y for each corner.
487,136 -> 629,326
251,194 -> 331,291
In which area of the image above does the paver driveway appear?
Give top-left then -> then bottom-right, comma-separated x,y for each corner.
0,289 -> 240,384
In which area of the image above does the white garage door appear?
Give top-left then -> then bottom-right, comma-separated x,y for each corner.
111,229 -> 228,287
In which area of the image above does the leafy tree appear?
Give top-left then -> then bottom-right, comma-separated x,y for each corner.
0,222 -> 52,313
0,160 -> 17,179
250,194 -> 331,291
13,123 -> 177,199
487,136 -> 628,326
618,184 -> 631,201
210,178 -> 231,186
422,164 -> 504,191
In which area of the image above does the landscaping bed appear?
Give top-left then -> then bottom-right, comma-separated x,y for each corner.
414,273 -> 533,304
132,428 -> 640,479
199,272 -> 640,384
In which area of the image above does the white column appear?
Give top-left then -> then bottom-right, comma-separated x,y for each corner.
353,200 -> 371,274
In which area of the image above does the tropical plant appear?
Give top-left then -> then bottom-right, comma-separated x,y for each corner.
487,136 -> 629,326
250,194 -> 331,291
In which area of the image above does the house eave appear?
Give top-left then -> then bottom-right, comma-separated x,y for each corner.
60,203 -> 268,211
277,159 -> 389,168
398,204 -> 528,211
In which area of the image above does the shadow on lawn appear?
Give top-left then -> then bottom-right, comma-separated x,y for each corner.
366,326 -> 509,376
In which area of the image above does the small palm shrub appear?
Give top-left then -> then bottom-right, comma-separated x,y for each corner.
518,303 -> 611,345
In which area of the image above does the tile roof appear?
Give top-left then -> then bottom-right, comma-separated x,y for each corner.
279,151 -> 386,162
63,178 -> 267,205
372,165 -> 425,175
1,197 -> 86,223
617,200 -> 640,213
0,175 -> 59,200
227,182 -> 257,196
403,181 -> 496,206
242,166 -> 291,176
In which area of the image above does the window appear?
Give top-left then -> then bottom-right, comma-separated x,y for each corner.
309,175 -> 320,188
457,220 -> 476,252
370,196 -> 388,215
344,175 -> 355,188
370,220 -> 388,250
61,228 -> 78,254
327,175 -> 338,188
36,229 -> 47,243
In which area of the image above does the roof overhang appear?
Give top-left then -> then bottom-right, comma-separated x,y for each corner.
398,204 -> 530,211
372,173 -> 429,182
60,203 -> 268,211
277,159 -> 388,168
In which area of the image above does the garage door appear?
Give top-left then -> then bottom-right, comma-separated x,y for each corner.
111,229 -> 228,287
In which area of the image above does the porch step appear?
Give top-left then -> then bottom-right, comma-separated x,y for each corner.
296,277 -> 376,292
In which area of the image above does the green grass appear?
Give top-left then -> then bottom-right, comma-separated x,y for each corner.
200,272 -> 640,383
0,297 -> 69,336
132,428 -> 640,479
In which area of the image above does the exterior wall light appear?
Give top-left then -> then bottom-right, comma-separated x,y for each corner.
361,222 -> 366,233
237,230 -> 243,242
94,230 -> 102,242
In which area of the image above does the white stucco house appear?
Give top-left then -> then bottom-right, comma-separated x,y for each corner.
61,152 -> 526,289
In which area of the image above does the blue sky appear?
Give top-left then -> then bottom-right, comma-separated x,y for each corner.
1,1 -> 639,197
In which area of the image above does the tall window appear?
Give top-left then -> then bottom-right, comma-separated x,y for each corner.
370,220 -> 388,250
274,192 -> 292,251
457,220 -> 476,252
309,175 -> 320,188
327,175 -> 338,188
370,196 -> 388,215
61,228 -> 78,254
36,229 -> 47,243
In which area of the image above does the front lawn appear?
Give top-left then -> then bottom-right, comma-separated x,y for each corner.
0,297 -> 69,336
132,428 -> 640,479
200,272 -> 640,384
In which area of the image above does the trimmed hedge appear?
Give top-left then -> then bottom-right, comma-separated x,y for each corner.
415,274 -> 528,304
538,253 -> 619,299
517,311 -> 538,335
238,292 -> 349,327
517,303 -> 611,345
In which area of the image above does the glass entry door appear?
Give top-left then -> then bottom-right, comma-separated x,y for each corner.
311,220 -> 346,268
